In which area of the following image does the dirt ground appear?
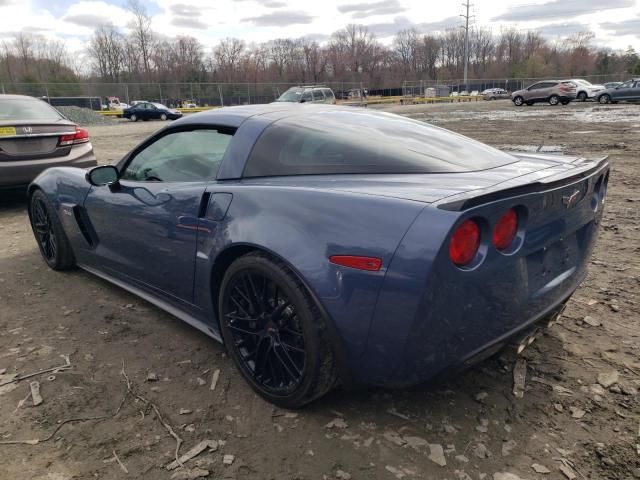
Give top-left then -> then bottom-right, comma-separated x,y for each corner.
1,101 -> 639,480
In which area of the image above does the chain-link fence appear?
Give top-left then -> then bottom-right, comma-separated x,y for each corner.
1,74 -> 633,108
0,81 -> 366,109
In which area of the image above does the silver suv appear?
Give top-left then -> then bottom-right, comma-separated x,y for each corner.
275,86 -> 336,104
511,81 -> 577,106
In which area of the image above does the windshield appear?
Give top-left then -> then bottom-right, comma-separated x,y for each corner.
276,89 -> 304,102
574,79 -> 591,86
0,97 -> 64,122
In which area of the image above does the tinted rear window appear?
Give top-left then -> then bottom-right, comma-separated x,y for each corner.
0,97 -> 64,121
244,111 -> 516,177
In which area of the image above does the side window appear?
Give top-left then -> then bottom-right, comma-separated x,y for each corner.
322,89 -> 335,100
301,92 -> 312,102
121,129 -> 234,182
312,90 -> 323,101
528,83 -> 541,91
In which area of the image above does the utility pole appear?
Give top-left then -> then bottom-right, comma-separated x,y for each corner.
461,0 -> 473,91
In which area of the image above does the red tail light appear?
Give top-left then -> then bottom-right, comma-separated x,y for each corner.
449,219 -> 480,266
493,209 -> 518,250
329,255 -> 382,271
59,126 -> 89,146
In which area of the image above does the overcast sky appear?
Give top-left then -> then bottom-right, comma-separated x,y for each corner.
2,0 -> 639,52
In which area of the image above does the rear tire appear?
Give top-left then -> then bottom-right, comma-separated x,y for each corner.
218,252 -> 337,408
548,95 -> 560,106
29,190 -> 76,271
513,96 -> 524,106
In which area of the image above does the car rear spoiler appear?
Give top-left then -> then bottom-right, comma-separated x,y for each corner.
436,156 -> 609,212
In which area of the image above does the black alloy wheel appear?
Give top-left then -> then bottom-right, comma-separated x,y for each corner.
31,196 -> 57,262
219,252 -> 337,408
29,190 -> 75,270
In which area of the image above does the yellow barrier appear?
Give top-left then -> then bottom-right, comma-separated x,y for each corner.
336,95 -> 483,107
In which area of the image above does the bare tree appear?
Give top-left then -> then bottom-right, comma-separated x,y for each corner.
213,38 -> 245,82
127,0 -> 154,79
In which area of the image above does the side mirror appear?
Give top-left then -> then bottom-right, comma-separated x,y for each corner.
86,165 -> 119,187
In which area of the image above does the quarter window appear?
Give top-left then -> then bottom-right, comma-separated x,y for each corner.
122,128 -> 234,182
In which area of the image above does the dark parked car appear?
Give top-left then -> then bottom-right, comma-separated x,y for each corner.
0,94 -> 96,189
122,102 -> 183,121
596,79 -> 640,104
511,80 -> 576,106
27,104 -> 609,407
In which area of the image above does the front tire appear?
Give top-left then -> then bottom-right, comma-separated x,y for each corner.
130,114 -> 138,122
513,96 -> 524,106
219,252 -> 337,408
160,113 -> 167,121
599,94 -> 611,104
577,91 -> 587,102
29,190 -> 75,271
548,95 -> 560,106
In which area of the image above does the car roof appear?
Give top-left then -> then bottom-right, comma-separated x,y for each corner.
172,103 -> 344,128
0,94 -> 43,101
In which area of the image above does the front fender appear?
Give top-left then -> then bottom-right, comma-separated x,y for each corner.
29,167 -> 92,208
29,167 -> 94,259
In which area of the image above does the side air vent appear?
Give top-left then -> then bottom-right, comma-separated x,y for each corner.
73,206 -> 97,247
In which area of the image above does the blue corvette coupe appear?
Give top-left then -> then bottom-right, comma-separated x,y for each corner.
27,104 -> 609,407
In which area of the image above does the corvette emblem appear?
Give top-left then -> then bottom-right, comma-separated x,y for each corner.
562,189 -> 581,208
22,126 -> 33,134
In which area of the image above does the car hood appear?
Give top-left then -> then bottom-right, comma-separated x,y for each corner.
241,153 -> 597,204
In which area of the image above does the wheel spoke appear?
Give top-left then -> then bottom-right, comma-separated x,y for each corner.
232,284 -> 252,306
243,273 -> 264,314
225,312 -> 258,322
227,323 -> 260,337
280,340 -> 305,353
230,295 -> 252,318
254,339 -> 271,379
273,344 -> 301,379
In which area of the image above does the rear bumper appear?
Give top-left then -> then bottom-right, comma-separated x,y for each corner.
352,165 -> 606,387
0,143 -> 96,187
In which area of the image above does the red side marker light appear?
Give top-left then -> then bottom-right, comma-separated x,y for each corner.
449,219 -> 480,266
329,255 -> 382,271
492,208 -> 518,251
